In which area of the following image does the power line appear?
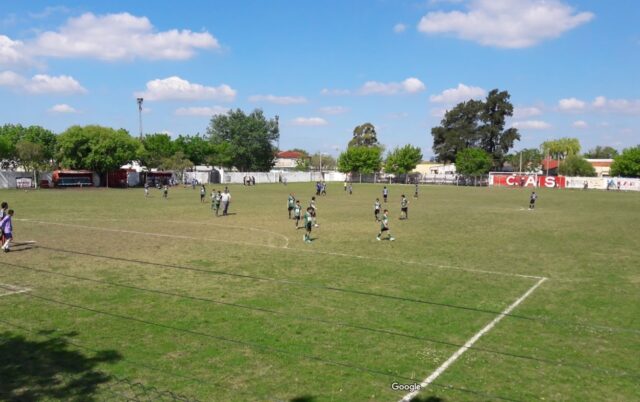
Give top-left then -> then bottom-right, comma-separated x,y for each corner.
1,260 -> 636,380
34,245 -> 640,336
0,283 -> 524,402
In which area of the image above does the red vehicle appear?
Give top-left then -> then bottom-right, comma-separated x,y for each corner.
52,170 -> 94,187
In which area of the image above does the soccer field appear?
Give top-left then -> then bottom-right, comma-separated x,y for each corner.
0,183 -> 638,401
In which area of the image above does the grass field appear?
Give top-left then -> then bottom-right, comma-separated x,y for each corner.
0,182 -> 638,401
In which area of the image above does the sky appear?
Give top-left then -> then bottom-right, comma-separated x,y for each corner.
0,0 -> 638,158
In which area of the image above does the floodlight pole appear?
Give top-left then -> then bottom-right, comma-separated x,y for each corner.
275,115 -> 280,151
137,98 -> 144,139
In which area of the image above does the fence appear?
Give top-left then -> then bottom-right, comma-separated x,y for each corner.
223,171 -> 347,184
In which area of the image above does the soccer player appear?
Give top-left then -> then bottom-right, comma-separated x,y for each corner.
221,189 -> 231,216
348,183 -> 353,195
163,185 -> 168,199
414,183 -> 419,199
200,185 -> 206,203
377,209 -> 394,241
294,200 -> 302,228
310,196 -> 318,227
321,182 -> 327,196
0,202 -> 7,246
383,186 -> 389,203
529,191 -> 537,210
400,195 -> 409,219
144,182 -> 149,198
213,191 -> 222,216
1,209 -> 14,252
303,207 -> 314,243
374,198 -> 381,221
287,193 -> 295,219
528,191 -> 537,210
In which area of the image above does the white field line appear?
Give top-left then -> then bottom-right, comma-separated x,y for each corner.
62,218 -> 291,249
18,218 -> 543,280
0,283 -> 31,298
399,277 -> 548,402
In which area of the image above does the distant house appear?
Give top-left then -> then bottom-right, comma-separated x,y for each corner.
586,159 -> 613,177
412,161 -> 456,175
541,157 -> 560,176
273,151 -> 303,171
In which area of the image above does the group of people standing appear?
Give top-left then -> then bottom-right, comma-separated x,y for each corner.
287,193 -> 317,243
243,176 -> 256,186
287,183 -> 417,243
210,187 -> 231,216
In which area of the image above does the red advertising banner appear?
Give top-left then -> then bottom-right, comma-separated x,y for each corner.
490,174 -> 565,188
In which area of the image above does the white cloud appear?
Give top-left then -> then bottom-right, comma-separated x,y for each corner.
513,106 -> 542,119
25,74 -> 87,94
320,88 -> 351,96
248,94 -> 307,105
359,77 -> 425,95
319,106 -> 349,115
558,97 -> 586,111
0,70 -> 25,86
291,117 -> 328,126
511,120 -> 551,130
592,96 -> 640,115
572,120 -> 588,128
31,12 -> 219,61
557,96 -> 640,115
175,106 -> 229,116
49,103 -> 78,113
393,23 -> 407,33
0,71 -> 85,94
418,0 -> 594,48
136,76 -> 236,101
429,83 -> 485,103
0,35 -> 30,66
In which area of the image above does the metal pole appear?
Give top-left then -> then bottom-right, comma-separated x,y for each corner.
137,98 -> 144,139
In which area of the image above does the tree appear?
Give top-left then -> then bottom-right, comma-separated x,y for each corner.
290,149 -> 311,171
541,138 -> 581,160
432,100 -> 484,163
384,145 -> 423,175
57,125 -> 141,174
348,123 -> 379,148
584,146 -> 618,159
337,146 -> 382,174
431,89 -> 520,167
174,134 -> 212,166
207,109 -> 279,171
0,124 -> 57,170
610,146 -> 640,177
478,89 -> 520,167
507,148 -> 543,172
310,153 -> 337,171
558,155 -> 596,176
455,148 -> 492,176
140,133 -> 176,168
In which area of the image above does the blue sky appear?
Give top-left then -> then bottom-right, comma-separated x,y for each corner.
1,0 -> 638,158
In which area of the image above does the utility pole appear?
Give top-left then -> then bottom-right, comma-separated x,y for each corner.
137,98 -> 144,139
275,115 -> 280,151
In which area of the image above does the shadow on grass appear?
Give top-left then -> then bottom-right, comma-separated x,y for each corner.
410,396 -> 446,402
0,329 -> 121,402
289,397 -> 316,402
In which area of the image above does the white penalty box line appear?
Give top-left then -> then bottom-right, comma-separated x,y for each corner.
399,277 -> 548,402
18,218 -> 545,280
